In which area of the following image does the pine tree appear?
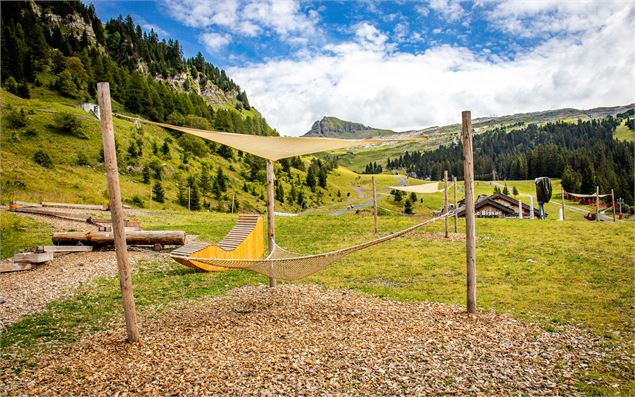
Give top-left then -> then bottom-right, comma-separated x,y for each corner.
502,184 -> 510,195
275,181 -> 285,203
404,199 -> 413,214
152,181 -> 165,203
512,186 -> 519,196
393,189 -> 403,202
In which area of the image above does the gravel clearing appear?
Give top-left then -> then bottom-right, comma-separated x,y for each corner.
2,284 -> 621,396
0,251 -> 153,328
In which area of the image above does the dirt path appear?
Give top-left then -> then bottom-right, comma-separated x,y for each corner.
0,250 -> 154,328
2,284 -> 623,396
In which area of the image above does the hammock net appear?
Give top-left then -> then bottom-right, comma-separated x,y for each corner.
178,213 -> 450,280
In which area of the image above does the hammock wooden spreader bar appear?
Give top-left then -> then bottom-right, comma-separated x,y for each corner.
173,212 -> 452,280
115,114 -> 419,161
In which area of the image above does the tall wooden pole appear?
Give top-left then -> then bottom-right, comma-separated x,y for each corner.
462,111 -> 476,315
518,199 -> 523,219
372,176 -> 378,233
561,190 -> 566,221
595,186 -> 600,222
611,189 -> 616,222
266,159 -> 277,287
443,170 -> 449,238
453,176 -> 458,233
97,82 -> 139,343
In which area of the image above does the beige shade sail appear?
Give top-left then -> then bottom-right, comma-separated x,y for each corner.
389,183 -> 440,194
120,115 -> 418,161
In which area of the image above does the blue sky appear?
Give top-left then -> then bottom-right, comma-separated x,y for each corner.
91,1 -> 635,135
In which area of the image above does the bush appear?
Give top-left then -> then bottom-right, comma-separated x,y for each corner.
3,76 -> 18,95
76,153 -> 89,166
51,112 -> 86,139
6,109 -> 28,129
33,150 -> 53,168
17,82 -> 30,99
130,195 -> 145,208
23,128 -> 38,138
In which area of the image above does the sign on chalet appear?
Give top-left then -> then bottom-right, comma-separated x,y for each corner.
455,192 -> 543,219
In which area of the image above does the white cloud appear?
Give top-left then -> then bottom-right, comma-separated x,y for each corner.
229,3 -> 635,136
428,0 -> 467,22
199,32 -> 232,52
162,0 -> 319,50
142,23 -> 169,38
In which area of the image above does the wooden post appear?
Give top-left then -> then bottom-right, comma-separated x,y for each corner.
561,190 -> 566,221
518,199 -> 523,219
266,159 -> 277,287
596,186 -> 600,222
444,170 -> 449,238
453,176 -> 458,233
462,111 -> 476,315
492,169 -> 496,181
529,196 -> 534,220
611,189 -> 616,222
97,82 -> 139,343
372,176 -> 378,233
231,193 -> 235,214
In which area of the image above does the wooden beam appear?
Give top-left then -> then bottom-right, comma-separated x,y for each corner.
266,159 -> 277,288
41,202 -> 106,211
453,176 -> 458,233
0,262 -> 33,273
444,170 -> 449,238
611,189 -> 616,222
561,189 -> 566,221
12,252 -> 54,263
462,110 -> 477,315
372,176 -> 378,233
595,186 -> 600,222
37,245 -> 93,253
97,82 -> 139,343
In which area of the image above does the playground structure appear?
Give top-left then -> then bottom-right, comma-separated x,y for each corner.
97,82 -> 478,342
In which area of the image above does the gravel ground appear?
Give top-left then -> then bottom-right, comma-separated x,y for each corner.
0,251 -> 154,328
2,284 -> 625,396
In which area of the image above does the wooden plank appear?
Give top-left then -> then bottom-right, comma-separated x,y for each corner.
462,110 -> 477,315
98,81 -> 139,343
41,202 -> 107,211
266,159 -> 277,288
444,170 -> 449,238
0,262 -> 33,273
372,176 -> 378,234
12,252 -> 54,263
13,207 -> 88,222
37,245 -> 93,253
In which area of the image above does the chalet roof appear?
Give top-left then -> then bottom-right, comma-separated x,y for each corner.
455,192 -> 544,217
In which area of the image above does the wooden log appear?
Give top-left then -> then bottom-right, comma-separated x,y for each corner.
611,189 -> 616,222
41,202 -> 107,211
37,245 -> 93,253
372,176 -> 378,234
0,262 -> 33,273
453,177 -> 458,233
444,170 -> 449,238
13,207 -> 88,222
12,252 -> 54,263
595,186 -> 600,222
462,110 -> 477,315
561,190 -> 566,221
98,82 -> 139,343
52,230 -> 185,246
266,159 -> 277,287
10,200 -> 42,208
97,226 -> 141,232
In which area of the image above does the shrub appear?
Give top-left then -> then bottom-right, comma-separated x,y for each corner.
76,153 -> 89,166
6,108 -> 28,129
130,195 -> 145,208
17,82 -> 30,99
52,112 -> 86,139
3,76 -> 18,95
23,128 -> 38,138
33,150 -> 53,168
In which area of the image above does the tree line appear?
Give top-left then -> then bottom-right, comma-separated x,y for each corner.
385,117 -> 634,204
1,1 -> 273,135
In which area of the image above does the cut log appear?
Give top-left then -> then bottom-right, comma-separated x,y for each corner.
41,202 -> 107,211
12,207 -> 88,222
12,252 -> 54,264
0,262 -> 33,273
97,226 -> 141,232
36,245 -> 93,253
9,201 -> 42,211
52,230 -> 186,246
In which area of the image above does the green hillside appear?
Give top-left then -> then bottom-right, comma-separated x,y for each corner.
0,88 -> 360,212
